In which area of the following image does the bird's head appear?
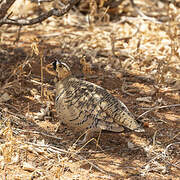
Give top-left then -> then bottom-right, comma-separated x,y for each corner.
51,59 -> 71,80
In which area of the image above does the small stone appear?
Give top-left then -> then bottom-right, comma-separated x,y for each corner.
136,96 -> 152,103
22,162 -> 35,172
0,92 -> 11,103
127,142 -> 135,149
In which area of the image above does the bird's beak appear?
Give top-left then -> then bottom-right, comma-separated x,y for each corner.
45,62 -> 57,76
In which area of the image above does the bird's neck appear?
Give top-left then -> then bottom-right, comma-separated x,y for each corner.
57,70 -> 72,80
55,75 -> 74,96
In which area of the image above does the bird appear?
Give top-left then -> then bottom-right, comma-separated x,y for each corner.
50,59 -> 144,144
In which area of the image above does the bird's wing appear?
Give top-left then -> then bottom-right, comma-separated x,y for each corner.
65,78 -> 143,132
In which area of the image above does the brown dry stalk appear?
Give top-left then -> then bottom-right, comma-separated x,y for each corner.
27,141 -> 117,177
137,104 -> 180,119
41,56 -> 44,97
0,0 -> 16,19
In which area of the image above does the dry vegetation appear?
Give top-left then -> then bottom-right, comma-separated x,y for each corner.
0,0 -> 180,179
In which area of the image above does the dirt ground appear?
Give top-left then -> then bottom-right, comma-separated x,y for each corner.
0,0 -> 180,179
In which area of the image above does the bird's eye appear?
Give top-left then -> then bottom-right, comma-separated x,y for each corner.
58,63 -> 63,68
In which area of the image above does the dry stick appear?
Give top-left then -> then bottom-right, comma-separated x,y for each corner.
130,0 -> 162,24
14,25 -> 22,44
72,151 -> 116,177
0,116 -> 9,129
1,102 -> 21,113
72,130 -> 103,153
121,80 -> 135,97
0,0 -> 16,19
165,132 -> 180,143
0,106 -> 27,120
111,22 -> 140,58
32,0 -> 54,3
75,154 -> 115,177
164,142 -> 180,156
144,147 -> 173,174
116,22 -> 140,41
76,137 -> 103,154
27,142 -> 68,153
152,130 -> 158,147
41,56 -> 44,97
14,128 -> 63,141
30,79 -> 53,87
96,130 -> 102,151
171,162 -> 180,170
28,142 -> 116,177
163,142 -> 180,170
0,0 -> 81,26
137,104 -> 180,120
152,128 -> 180,147
110,33 -> 116,57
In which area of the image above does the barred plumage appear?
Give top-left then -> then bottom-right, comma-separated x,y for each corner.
52,60 -> 144,143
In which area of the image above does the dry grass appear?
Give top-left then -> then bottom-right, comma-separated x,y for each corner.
0,0 -> 180,179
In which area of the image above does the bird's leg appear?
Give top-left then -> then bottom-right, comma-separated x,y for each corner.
77,130 -> 92,145
77,129 -> 98,145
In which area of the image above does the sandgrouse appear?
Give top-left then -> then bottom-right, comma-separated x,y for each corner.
52,60 -> 144,143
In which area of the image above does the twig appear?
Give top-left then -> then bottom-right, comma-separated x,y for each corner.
110,22 -> 140,60
14,128 -> 63,141
30,79 -> 53,88
152,130 -> 158,147
89,174 -> 112,180
41,56 -> 44,97
120,16 -> 162,25
14,25 -> 22,44
137,104 -> 180,119
171,161 -> 180,170
0,116 -> 9,129
0,79 -> 19,90
130,0 -> 162,24
0,0 -> 80,26
31,0 -> 54,3
121,80 -> 135,96
116,22 -> 140,41
164,142 -> 180,156
28,141 -> 117,177
165,132 -> 180,143
0,0 -> 16,19
0,106 -> 27,120
75,153 -> 115,177
27,142 -> 68,153
163,142 -> 180,170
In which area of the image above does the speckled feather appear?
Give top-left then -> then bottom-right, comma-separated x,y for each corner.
53,60 -> 144,142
